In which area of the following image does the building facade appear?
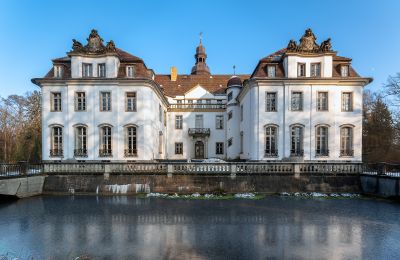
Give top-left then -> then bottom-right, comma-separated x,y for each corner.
32,29 -> 371,162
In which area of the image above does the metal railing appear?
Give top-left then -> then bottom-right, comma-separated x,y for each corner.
99,149 -> 112,157
340,149 -> 354,157
50,149 -> 63,157
74,149 -> 88,157
290,149 -> 304,157
188,128 -> 211,136
124,149 -> 138,157
169,104 -> 226,110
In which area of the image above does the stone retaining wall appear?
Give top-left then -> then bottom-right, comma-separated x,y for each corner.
43,174 -> 361,195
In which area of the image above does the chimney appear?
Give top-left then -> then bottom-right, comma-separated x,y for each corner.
170,66 -> 177,81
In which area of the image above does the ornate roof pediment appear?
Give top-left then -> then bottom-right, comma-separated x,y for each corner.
68,29 -> 117,55
286,28 -> 333,54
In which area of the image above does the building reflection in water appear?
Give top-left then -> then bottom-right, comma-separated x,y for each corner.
0,196 -> 399,259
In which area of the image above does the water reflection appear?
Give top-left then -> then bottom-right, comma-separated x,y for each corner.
0,196 -> 399,259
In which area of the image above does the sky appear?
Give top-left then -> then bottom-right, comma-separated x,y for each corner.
0,0 -> 399,97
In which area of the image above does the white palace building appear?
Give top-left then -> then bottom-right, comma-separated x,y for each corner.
32,29 -> 372,162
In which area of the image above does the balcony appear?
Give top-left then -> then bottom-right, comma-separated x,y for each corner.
169,104 -> 226,111
99,149 -> 112,157
74,149 -> 88,157
124,149 -> 138,157
188,128 -> 211,137
50,149 -> 63,157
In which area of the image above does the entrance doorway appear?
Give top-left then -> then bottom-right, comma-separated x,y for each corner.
195,141 -> 205,159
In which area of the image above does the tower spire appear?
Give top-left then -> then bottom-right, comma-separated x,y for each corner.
191,33 -> 210,75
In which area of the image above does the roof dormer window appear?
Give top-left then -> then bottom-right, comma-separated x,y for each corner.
311,63 -> 321,77
54,65 -> 63,78
341,65 -> 349,77
126,66 -> 135,78
82,63 -> 93,78
267,65 -> 276,78
98,63 -> 106,78
297,63 -> 306,77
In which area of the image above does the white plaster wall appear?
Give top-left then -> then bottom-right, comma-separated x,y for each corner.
42,83 -> 165,161
244,82 -> 363,161
70,56 -> 120,78
284,55 -> 333,78
226,86 -> 241,160
166,112 -> 226,160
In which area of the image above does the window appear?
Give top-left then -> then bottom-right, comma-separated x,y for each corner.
100,126 -> 112,157
217,99 -> 223,108
197,99 -> 203,104
311,63 -> 321,77
195,115 -> 203,128
290,125 -> 303,156
267,65 -> 276,78
265,126 -> 278,157
240,105 -> 244,121
98,63 -> 106,77
216,142 -> 224,154
159,104 -> 162,122
175,143 -> 183,154
75,92 -> 86,111
164,110 -> 167,126
291,92 -> 303,111
342,92 -> 353,111
159,132 -> 163,154
297,63 -> 306,77
126,66 -> 135,78
240,131 -> 243,154
50,126 -> 63,157
228,138 -> 233,147
125,126 -> 137,157
54,65 -> 63,78
317,92 -> 328,111
340,127 -> 353,156
51,92 -> 62,112
228,111 -> 233,120
187,100 -> 193,104
177,100 -> 183,104
216,115 -> 224,129
74,126 -> 87,157
228,92 -> 233,101
341,65 -> 349,77
175,115 -> 183,129
316,126 -> 329,156
126,92 -> 137,112
100,92 -> 111,111
206,99 -> 211,104
266,92 -> 277,112
82,63 -> 93,77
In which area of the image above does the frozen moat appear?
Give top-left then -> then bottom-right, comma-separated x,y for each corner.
0,196 -> 399,259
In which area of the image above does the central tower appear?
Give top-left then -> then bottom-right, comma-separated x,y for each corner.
191,33 -> 211,75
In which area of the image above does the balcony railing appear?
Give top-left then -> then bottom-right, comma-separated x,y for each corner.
169,104 -> 226,111
290,149 -> 304,157
124,149 -> 138,157
264,150 -> 278,157
99,149 -> 112,157
74,149 -> 88,157
50,149 -> 63,157
188,128 -> 211,136
316,149 -> 329,157
340,149 -> 354,157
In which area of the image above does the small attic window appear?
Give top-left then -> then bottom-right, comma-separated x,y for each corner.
341,65 -> 349,77
126,66 -> 135,78
54,65 -> 63,78
267,65 -> 276,78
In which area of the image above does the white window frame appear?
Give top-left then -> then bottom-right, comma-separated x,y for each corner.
100,92 -> 112,111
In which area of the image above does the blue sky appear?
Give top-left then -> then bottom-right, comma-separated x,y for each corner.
0,0 -> 399,97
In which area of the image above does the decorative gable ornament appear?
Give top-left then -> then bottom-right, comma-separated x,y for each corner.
69,29 -> 117,55
286,28 -> 333,53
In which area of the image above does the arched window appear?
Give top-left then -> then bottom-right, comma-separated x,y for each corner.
50,126 -> 63,157
316,125 -> 329,156
74,125 -> 87,157
265,125 -> 278,157
340,126 -> 353,156
99,125 -> 112,157
125,125 -> 137,157
290,125 -> 304,157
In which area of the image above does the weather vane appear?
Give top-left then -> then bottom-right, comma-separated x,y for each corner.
200,32 -> 203,44
233,65 -> 236,75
